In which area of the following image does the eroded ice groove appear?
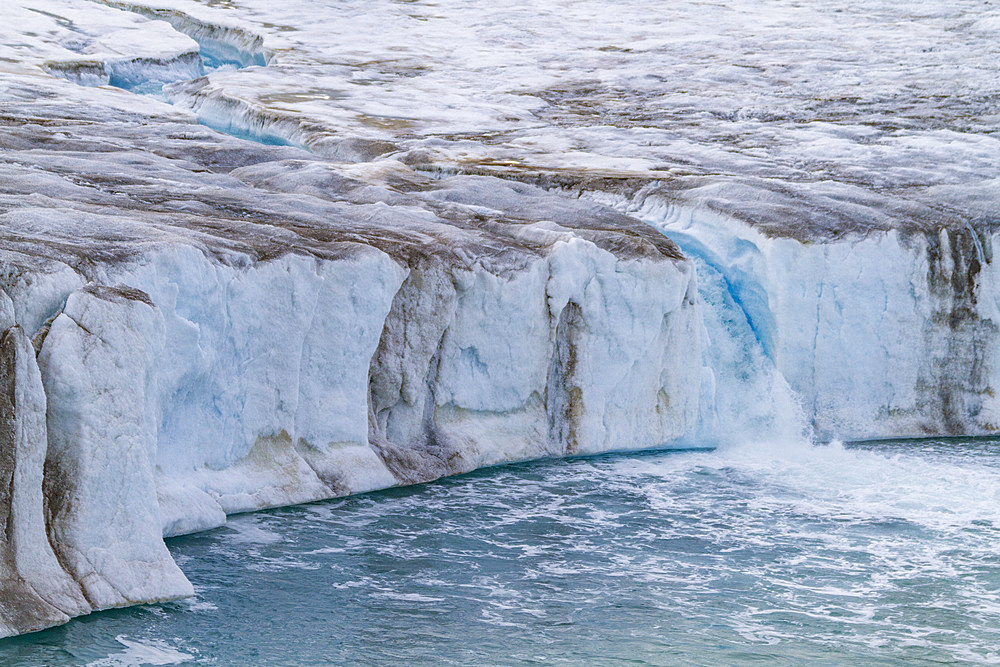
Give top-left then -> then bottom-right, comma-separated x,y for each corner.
14,0 -> 293,145
82,0 -> 319,150
6,0 -> 205,91
103,4 -> 305,148
95,0 -> 272,68
90,0 -> 299,147
592,191 -> 1000,441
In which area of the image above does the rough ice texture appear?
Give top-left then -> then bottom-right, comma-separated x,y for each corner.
620,195 -> 1000,441
87,0 -> 999,445
39,286 -> 194,608
0,323 -> 91,637
107,0 -> 999,242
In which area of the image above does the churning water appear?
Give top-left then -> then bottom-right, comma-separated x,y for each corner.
2,438 -> 998,665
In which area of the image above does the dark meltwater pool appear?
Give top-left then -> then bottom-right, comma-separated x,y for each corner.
2,438 -> 998,665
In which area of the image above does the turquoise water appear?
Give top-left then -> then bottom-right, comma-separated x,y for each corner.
3,439 -> 999,665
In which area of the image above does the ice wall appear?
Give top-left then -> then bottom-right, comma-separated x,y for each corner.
0,156 -> 701,638
0,8 -> 705,627
39,286 -> 194,608
609,194 -> 1000,441
10,239 -> 695,540
0,318 -> 92,637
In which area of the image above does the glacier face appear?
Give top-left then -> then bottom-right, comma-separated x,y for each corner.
0,17 -> 701,633
0,0 -> 998,639
611,194 -> 1000,441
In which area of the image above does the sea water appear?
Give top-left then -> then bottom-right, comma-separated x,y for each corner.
2,438 -> 998,665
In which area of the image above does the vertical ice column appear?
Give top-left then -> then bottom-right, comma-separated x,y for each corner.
546,301 -> 584,454
38,285 -> 192,609
367,256 -> 465,483
0,291 -> 91,637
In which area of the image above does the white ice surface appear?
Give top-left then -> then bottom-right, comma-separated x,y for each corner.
39,287 -> 194,608
2,0 -> 200,86
18,239 -> 697,536
0,323 -> 91,638
118,0 -> 1000,232
622,196 -> 1000,440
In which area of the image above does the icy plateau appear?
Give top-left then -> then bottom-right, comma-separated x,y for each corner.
0,0 -> 998,636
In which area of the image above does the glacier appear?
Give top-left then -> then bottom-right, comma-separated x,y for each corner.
603,194 -> 1000,441
0,0 -> 998,637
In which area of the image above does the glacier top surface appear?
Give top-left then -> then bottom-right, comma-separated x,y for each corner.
3,0 -> 998,243
109,0 -> 1000,239
0,73 -> 683,280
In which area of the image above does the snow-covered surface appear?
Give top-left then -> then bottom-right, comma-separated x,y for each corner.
0,0 -> 998,638
2,0 -> 201,87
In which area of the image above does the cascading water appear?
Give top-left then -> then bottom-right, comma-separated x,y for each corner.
585,192 -> 812,449
663,232 -> 809,448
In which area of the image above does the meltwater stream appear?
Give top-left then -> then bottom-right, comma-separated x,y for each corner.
100,13 -> 295,147
2,439 -> 998,665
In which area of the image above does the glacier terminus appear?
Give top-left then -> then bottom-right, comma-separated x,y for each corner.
0,0 -> 998,658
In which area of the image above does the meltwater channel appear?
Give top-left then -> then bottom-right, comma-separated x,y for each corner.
1,438 -> 998,665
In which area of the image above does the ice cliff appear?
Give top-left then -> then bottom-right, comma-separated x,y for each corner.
609,195 -> 1000,441
1,0 -> 998,638
0,10 -> 700,634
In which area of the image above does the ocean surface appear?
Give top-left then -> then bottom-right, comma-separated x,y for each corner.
2,438 -> 998,665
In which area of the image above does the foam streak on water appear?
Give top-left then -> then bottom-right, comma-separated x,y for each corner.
2,438 -> 999,665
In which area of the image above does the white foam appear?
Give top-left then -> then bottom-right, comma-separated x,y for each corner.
86,636 -> 194,667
